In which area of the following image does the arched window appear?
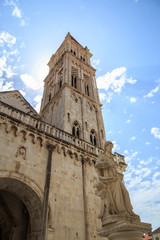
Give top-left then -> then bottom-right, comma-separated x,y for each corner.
72,121 -> 80,138
71,75 -> 77,89
90,129 -> 97,146
85,83 -> 89,96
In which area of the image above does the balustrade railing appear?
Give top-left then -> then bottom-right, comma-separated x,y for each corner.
0,101 -> 104,156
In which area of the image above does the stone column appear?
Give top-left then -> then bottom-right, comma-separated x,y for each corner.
40,143 -> 55,240
81,157 -> 89,240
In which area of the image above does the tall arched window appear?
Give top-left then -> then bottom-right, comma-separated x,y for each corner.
72,121 -> 80,138
90,129 -> 97,146
85,83 -> 89,96
71,75 -> 77,89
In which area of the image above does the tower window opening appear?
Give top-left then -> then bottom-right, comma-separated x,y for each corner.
74,51 -> 76,56
49,93 -> 51,102
71,75 -> 77,89
85,83 -> 89,96
71,75 -> 74,87
59,80 -> 62,88
67,113 -> 70,122
72,121 -> 80,138
90,129 -> 97,146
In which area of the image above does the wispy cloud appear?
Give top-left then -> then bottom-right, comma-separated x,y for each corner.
97,67 -> 137,103
126,119 -> 131,123
151,127 -> 160,139
130,136 -> 136,141
144,84 -> 160,98
33,95 -> 42,113
4,0 -> 30,26
0,31 -> 19,91
97,67 -> 137,92
20,73 -> 43,90
129,97 -> 136,103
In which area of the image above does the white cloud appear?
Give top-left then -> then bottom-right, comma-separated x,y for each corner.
151,127 -> 160,139
12,5 -> 22,18
130,136 -> 136,141
99,93 -> 106,102
0,31 -> 16,48
126,119 -> 131,123
112,140 -> 120,152
130,97 -> 136,103
0,31 -> 18,80
19,90 -> 26,96
145,142 -> 151,145
124,150 -> 129,155
20,73 -> 43,90
144,84 -> 160,98
0,78 -> 14,91
4,0 -> 29,27
92,59 -> 100,66
96,67 -> 137,94
33,95 -> 42,113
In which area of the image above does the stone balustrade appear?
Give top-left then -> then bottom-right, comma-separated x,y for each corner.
0,101 -> 125,162
0,101 -> 104,156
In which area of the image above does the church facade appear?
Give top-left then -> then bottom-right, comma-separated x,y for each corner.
0,33 -> 126,240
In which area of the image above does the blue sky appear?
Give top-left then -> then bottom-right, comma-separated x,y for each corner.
0,0 -> 160,231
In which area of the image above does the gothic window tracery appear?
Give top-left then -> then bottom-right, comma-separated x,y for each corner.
90,129 -> 97,146
72,121 -> 80,138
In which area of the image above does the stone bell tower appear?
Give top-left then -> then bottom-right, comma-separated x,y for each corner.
40,32 -> 106,149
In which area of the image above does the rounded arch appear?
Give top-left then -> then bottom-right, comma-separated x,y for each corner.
0,174 -> 43,239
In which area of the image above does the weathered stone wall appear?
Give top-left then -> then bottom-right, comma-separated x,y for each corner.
0,114 -> 107,240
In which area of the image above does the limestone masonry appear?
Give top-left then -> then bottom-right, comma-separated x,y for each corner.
0,33 -> 151,240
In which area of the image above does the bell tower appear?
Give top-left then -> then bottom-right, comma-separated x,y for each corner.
40,33 -> 106,149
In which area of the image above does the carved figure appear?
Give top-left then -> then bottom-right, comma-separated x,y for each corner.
95,141 -> 135,217
95,182 -> 116,219
16,146 -> 26,160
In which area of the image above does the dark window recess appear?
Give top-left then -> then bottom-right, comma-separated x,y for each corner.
49,93 -> 51,102
71,75 -> 77,89
90,129 -> 97,146
67,113 -> 70,122
72,121 -> 80,138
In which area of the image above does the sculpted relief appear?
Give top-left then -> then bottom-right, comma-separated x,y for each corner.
95,141 -> 139,221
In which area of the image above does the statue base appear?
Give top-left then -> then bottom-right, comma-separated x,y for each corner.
97,215 -> 151,240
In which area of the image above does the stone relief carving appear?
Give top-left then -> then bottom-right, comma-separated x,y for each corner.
16,146 -> 27,160
95,141 -> 139,219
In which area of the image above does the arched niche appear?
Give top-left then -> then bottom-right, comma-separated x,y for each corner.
0,177 -> 43,240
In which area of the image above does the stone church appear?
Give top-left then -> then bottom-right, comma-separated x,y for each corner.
0,33 -> 149,240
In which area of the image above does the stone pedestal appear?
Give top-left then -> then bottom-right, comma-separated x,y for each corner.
108,231 -> 144,240
97,216 -> 151,240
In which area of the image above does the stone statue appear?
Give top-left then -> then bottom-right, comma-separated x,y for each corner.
95,141 -> 151,240
95,141 -> 136,218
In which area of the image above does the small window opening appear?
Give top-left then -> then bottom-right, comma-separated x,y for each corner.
67,113 -> 70,122
87,85 -> 89,96
71,75 -> 74,87
76,232 -> 78,237
59,81 -> 62,88
72,126 -> 75,136
49,93 -> 51,102
83,58 -> 85,62
74,51 -> 76,56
